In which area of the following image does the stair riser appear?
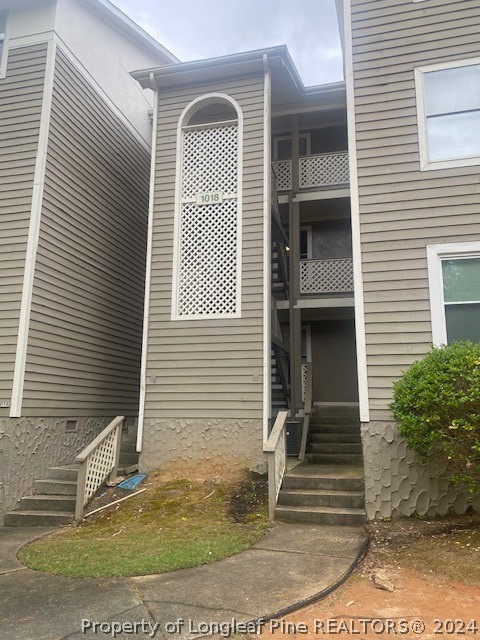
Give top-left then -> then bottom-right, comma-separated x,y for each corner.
4,512 -> 74,527
34,480 -> 77,496
306,454 -> 364,465
309,424 -> 360,434
311,417 -> 360,426
307,444 -> 363,455
278,493 -> 365,509
275,509 -> 365,526
48,468 -> 79,481
20,497 -> 76,512
119,454 -> 139,465
309,434 -> 362,444
282,477 -> 364,492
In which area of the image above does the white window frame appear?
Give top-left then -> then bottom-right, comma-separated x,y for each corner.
415,57 -> 480,171
171,92 -> 243,321
427,241 -> 480,346
0,10 -> 9,79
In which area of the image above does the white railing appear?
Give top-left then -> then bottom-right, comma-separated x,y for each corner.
272,160 -> 292,191
75,416 -> 124,520
300,258 -> 354,295
264,410 -> 288,519
272,152 -> 349,192
299,151 -> 349,189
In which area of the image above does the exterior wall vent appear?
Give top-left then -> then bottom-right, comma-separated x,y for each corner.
65,419 -> 78,432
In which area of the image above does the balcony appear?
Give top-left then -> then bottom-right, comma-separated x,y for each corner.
272,151 -> 349,192
300,258 -> 354,295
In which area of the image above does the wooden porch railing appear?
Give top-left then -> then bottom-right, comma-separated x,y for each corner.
75,415 -> 124,520
299,363 -> 313,461
264,410 -> 288,519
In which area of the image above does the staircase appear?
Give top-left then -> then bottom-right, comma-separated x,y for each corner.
4,423 -> 139,527
275,405 -> 366,525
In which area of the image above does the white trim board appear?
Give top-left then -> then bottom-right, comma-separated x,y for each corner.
343,0 -> 370,423
10,37 -> 57,418
262,55 -> 272,443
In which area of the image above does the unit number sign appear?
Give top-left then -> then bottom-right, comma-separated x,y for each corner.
196,191 -> 224,206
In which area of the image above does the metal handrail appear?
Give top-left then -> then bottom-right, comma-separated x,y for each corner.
75,415 -> 124,519
299,363 -> 313,461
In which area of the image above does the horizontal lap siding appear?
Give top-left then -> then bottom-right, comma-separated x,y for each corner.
145,75 -> 265,420
0,45 -> 46,413
352,0 -> 480,420
22,48 -> 150,416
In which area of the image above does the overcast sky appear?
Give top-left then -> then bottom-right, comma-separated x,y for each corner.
110,0 -> 344,87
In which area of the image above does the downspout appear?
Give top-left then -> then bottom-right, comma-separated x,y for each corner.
137,72 -> 158,453
262,54 -> 272,443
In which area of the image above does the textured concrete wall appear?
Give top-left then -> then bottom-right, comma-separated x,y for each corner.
0,416 -> 111,525
362,421 -> 480,520
139,418 -> 266,478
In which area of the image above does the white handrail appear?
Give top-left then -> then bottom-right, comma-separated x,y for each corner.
264,410 -> 288,519
75,415 -> 124,519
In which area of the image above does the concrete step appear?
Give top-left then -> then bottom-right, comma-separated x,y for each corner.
278,489 -> 365,509
311,415 -> 360,426
282,473 -> 364,492
4,510 -> 75,527
48,466 -> 79,481
307,443 -> 363,455
306,453 -> 364,465
19,494 -> 76,512
275,504 -> 365,526
34,479 -> 77,496
118,452 -> 139,465
309,423 -> 361,434
309,433 -> 362,444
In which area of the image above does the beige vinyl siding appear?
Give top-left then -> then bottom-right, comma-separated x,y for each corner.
22,48 -> 150,416
0,44 -> 47,414
145,74 -> 265,420
351,0 -> 480,420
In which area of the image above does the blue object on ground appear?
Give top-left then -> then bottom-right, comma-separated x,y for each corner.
118,474 -> 146,490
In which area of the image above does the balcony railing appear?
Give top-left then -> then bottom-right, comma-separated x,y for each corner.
300,258 -> 354,295
272,151 -> 349,192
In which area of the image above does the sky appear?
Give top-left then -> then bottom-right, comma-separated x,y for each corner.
110,0 -> 344,87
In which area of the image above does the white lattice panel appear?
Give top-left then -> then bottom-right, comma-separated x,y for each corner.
272,160 -> 292,191
182,125 -> 238,198
177,121 -> 239,318
178,200 -> 237,316
300,258 -> 354,294
83,425 -> 119,504
299,152 -> 349,188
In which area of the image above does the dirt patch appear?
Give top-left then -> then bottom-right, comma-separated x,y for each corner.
228,470 -> 268,523
258,515 -> 480,640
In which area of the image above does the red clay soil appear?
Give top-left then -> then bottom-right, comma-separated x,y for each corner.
263,566 -> 480,640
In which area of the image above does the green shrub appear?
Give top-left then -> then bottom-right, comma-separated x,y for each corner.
390,342 -> 480,493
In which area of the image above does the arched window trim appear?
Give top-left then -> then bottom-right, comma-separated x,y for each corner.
171,93 -> 244,320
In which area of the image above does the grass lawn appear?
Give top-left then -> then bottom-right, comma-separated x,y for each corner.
18,474 -> 270,578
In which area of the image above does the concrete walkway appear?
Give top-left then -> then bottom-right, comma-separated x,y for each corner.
0,524 -> 368,640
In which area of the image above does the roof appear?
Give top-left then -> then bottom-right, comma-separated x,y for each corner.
131,45 -> 346,111
82,0 -> 179,64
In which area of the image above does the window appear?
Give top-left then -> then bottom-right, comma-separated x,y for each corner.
299,226 -> 312,260
427,243 -> 480,345
415,59 -> 480,170
171,93 -> 243,320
